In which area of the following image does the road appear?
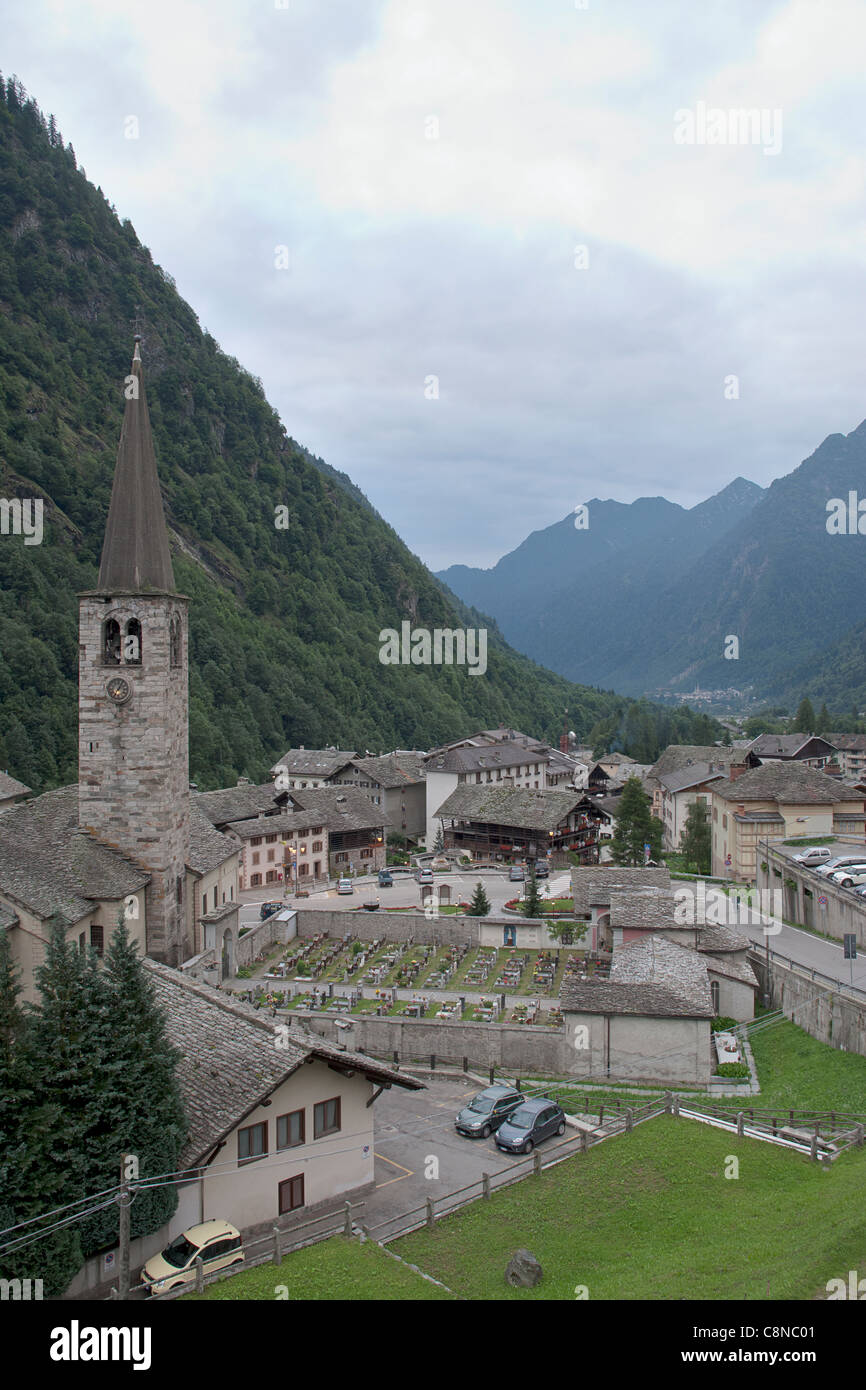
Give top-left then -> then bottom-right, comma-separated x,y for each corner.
239,869 -> 573,929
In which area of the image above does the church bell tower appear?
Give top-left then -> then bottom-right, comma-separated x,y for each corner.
78,338 -> 190,965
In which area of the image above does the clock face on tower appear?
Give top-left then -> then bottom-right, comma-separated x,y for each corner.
105,676 -> 132,705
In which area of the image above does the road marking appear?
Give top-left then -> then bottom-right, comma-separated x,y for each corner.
374,1153 -> 413,1187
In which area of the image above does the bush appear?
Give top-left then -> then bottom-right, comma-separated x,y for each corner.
711,1016 -> 738,1032
715,1062 -> 749,1079
351,941 -> 363,955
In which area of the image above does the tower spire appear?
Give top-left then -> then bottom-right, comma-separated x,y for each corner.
97,338 -> 176,592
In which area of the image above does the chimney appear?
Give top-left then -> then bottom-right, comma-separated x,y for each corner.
728,763 -> 748,782
559,732 -> 569,754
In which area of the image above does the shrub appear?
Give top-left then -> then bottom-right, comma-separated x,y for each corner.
715,1062 -> 749,1078
711,1016 -> 738,1032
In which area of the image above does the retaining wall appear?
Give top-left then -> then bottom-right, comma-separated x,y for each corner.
750,951 -> 866,1057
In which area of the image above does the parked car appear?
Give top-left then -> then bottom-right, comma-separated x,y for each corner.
141,1220 -> 244,1295
259,901 -> 283,921
378,870 -> 394,887
495,1097 -> 567,1154
455,1085 -> 525,1138
415,867 -> 434,884
362,896 -> 380,911
815,856 -> 866,877
831,866 -> 866,888
336,878 -> 354,894
792,846 -> 833,865
509,865 -> 525,881
534,861 -> 550,878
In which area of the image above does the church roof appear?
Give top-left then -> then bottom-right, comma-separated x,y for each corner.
187,803 -> 239,876
0,785 -> 149,927
95,340 -> 176,594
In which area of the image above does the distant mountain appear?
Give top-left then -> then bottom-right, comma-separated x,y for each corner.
438,478 -> 766,692
0,77 -> 725,792
441,431 -> 866,711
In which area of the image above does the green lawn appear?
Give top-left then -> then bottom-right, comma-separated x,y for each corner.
395,1116 -> 866,1300
183,1235 -> 453,1301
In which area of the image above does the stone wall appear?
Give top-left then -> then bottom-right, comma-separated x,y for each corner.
236,909 -> 297,967
296,908 -> 482,944
757,851 -> 866,950
749,951 -> 866,1057
295,1011 -> 568,1077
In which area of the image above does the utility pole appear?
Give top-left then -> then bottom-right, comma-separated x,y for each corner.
118,1156 -> 131,1300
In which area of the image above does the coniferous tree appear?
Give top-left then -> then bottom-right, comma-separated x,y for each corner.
610,777 -> 663,866
679,799 -> 712,876
468,882 -> 490,916
0,926 -> 83,1295
815,702 -> 831,735
794,697 -> 816,731
432,823 -> 444,854
79,917 -> 187,1252
522,866 -> 544,918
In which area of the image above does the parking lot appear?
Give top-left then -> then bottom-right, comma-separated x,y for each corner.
364,1075 -> 587,1239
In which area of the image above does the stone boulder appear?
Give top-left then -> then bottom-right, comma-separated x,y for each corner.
505,1249 -> 543,1288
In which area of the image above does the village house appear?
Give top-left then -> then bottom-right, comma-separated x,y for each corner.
645,743 -> 741,824
745,732 -> 838,771
434,784 -> 612,863
68,960 -> 424,1294
267,747 -> 359,789
825,733 -> 866,783
656,762 -> 727,850
709,761 -> 866,880
224,812 -> 328,890
328,751 -> 427,839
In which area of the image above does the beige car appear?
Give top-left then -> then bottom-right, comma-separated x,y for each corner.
141,1220 -> 244,1295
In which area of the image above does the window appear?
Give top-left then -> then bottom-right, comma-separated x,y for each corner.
79,933 -> 86,953
238,1121 -> 267,1164
711,981 -> 720,1013
277,1109 -> 305,1149
202,894 -> 207,915
265,834 -> 278,844
312,827 -> 323,836
213,887 -> 218,911
267,849 -> 275,862
722,814 -> 727,829
335,852 -> 348,863
251,837 -> 262,847
278,1175 -> 304,1214
251,873 -> 262,887
360,847 -> 372,858
266,870 -> 277,883
102,618 -> 121,665
90,924 -> 104,957
252,852 -> 260,865
314,1097 -> 341,1139
299,862 -> 308,876
170,615 -> 182,668
123,618 -> 142,664
176,875 -> 183,906
312,840 -> 322,852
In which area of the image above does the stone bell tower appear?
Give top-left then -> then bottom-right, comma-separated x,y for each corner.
78,338 -> 190,965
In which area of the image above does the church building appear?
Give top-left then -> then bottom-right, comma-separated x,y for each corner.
0,341 -> 239,997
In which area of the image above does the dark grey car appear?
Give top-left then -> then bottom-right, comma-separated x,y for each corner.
455,1085 -> 524,1138
495,1097 -> 567,1154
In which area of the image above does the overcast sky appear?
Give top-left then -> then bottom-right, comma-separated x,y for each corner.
6,0 -> 866,568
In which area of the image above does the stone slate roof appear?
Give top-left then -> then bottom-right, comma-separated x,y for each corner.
188,802 -> 239,875
696,922 -> 751,953
434,784 -> 585,830
269,748 -> 358,778
0,771 -> 31,802
571,866 -> 671,912
599,752 -> 636,766
649,745 -> 739,781
0,785 -> 149,927
225,812 -> 324,839
609,934 -> 713,1012
95,342 -> 177,594
747,733 -> 835,759
143,961 -> 422,1170
347,753 -> 426,788
703,954 -> 759,989
713,761 -> 858,805
425,741 -> 548,775
287,787 -> 391,832
658,762 -> 726,794
194,784 -> 284,828
827,734 -> 866,752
